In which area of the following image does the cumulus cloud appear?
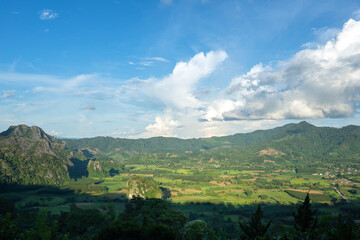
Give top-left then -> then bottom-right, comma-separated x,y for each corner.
149,50 -> 227,109
39,9 -> 58,20
129,50 -> 228,137
143,110 -> 182,137
221,19 -> 360,120
121,50 -> 227,111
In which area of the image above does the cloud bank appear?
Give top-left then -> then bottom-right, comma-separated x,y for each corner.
221,18 -> 360,120
139,19 -> 360,137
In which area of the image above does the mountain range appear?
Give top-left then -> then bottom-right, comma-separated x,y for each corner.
0,121 -> 359,185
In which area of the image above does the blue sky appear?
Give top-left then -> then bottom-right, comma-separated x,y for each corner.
0,0 -> 360,138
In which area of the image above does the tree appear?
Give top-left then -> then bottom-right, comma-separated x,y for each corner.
182,220 -> 216,240
239,205 -> 271,240
292,193 -> 318,239
25,212 -> 59,240
326,215 -> 360,240
0,213 -> 20,240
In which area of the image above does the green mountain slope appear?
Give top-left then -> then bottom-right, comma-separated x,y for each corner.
0,125 -> 71,184
64,121 -> 360,159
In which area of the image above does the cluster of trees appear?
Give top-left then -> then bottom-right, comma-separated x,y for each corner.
1,194 -> 360,240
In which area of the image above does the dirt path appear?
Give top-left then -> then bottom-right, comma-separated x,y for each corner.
286,189 -> 324,194
332,181 -> 350,203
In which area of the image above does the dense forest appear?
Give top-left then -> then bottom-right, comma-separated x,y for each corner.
1,191 -> 360,239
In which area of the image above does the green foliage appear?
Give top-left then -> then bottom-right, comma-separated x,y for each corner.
97,221 -> 177,240
292,193 -> 318,238
59,204 -> 106,239
239,205 -> 271,240
123,197 -> 187,237
326,215 -> 360,240
63,121 -> 360,164
24,212 -> 59,240
182,220 -> 216,240
0,213 -> 20,240
97,220 -> 143,240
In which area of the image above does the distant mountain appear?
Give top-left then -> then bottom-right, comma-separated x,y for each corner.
1,124 -> 53,140
64,121 -> 360,158
0,125 -> 71,184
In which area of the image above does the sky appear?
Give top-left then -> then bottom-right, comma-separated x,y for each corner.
0,0 -> 360,138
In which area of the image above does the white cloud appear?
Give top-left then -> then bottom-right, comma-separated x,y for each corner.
141,57 -> 168,62
139,61 -> 153,66
33,74 -> 97,94
148,50 -> 227,109
222,18 -> 360,120
39,9 -> 58,20
140,108 -> 283,138
302,27 -> 340,49
128,57 -> 168,67
143,110 -> 181,137
1,90 -> 15,98
46,129 -> 61,136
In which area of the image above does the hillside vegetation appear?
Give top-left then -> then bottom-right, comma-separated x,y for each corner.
1,122 -> 360,205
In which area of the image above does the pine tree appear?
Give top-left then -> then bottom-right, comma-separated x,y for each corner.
292,193 -> 318,239
239,205 -> 271,240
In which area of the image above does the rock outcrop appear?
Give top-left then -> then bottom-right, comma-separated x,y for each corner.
126,176 -> 163,199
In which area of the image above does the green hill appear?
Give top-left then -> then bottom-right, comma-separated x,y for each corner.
64,121 -> 360,161
0,125 -> 71,184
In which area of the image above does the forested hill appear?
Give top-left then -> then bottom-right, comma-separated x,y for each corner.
63,121 -> 360,156
0,125 -> 71,184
